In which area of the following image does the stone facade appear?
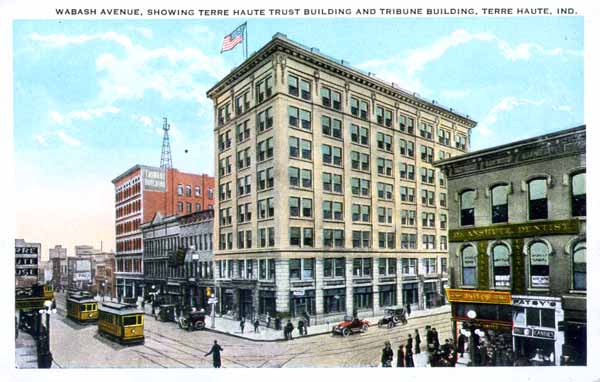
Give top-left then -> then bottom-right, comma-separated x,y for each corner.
207,34 -> 476,324
436,125 -> 586,366
141,209 -> 214,309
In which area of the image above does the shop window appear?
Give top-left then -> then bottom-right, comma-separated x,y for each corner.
491,184 -> 509,223
492,244 -> 511,288
528,178 -> 548,220
460,190 -> 475,226
573,241 -> 586,290
571,172 -> 586,217
529,242 -> 550,288
461,245 -> 477,286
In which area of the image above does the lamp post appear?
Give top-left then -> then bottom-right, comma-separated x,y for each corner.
101,282 -> 106,302
38,300 -> 57,368
463,309 -> 477,366
151,284 -> 156,315
209,293 -> 217,329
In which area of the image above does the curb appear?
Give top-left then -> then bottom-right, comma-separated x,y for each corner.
143,308 -> 451,343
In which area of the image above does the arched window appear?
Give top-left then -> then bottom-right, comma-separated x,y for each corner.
461,245 -> 477,286
528,178 -> 548,220
571,172 -> 586,217
573,241 -> 586,290
491,184 -> 509,224
492,244 -> 511,288
460,190 -> 475,226
529,242 -> 550,288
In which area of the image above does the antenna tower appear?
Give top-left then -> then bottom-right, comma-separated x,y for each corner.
160,117 -> 173,169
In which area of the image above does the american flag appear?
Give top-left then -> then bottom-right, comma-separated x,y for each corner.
221,23 -> 246,53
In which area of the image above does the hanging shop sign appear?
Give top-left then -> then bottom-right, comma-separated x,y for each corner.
445,289 -> 512,305
449,219 -> 580,242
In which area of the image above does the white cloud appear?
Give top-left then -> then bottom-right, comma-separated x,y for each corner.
477,97 -> 545,137
31,30 -> 230,109
137,115 -> 153,127
34,130 -> 82,146
49,106 -> 120,125
133,27 -> 153,39
356,29 -> 582,95
55,130 -> 81,146
30,31 -> 133,49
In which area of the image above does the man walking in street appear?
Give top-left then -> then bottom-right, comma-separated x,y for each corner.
414,329 -> 421,354
405,303 -> 411,317
381,341 -> 393,367
298,319 -> 305,336
205,340 -> 224,368
240,318 -> 245,334
253,318 -> 260,333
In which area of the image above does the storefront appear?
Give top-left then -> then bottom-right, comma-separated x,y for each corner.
379,284 -> 396,307
323,288 -> 345,314
258,290 -> 276,316
446,289 -> 513,365
402,282 -> 419,308
352,286 -> 373,311
289,289 -> 316,317
562,295 -> 586,365
424,281 -> 440,308
511,295 -> 564,366
220,288 -> 235,316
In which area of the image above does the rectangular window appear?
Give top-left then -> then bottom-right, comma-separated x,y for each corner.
376,132 -> 393,152
399,115 -> 414,134
290,227 -> 301,246
303,228 -> 314,247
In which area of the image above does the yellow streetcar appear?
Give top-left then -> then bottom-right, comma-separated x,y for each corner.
66,291 -> 98,324
98,302 -> 144,345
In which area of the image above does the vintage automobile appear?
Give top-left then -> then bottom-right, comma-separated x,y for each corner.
155,304 -> 177,322
331,315 -> 370,336
178,309 -> 207,331
377,307 -> 408,328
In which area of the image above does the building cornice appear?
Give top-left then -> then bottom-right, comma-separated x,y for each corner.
435,125 -> 586,179
207,34 -> 477,128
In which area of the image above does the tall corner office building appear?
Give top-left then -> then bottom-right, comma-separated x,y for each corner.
207,33 -> 476,324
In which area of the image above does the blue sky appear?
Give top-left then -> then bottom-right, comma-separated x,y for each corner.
13,17 -> 583,257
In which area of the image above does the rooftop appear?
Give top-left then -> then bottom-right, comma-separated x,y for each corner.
207,33 -> 477,127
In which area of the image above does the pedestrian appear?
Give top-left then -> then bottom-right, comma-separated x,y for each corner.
406,333 -> 413,351
381,341 -> 394,367
405,345 -> 414,367
266,313 -> 271,329
240,318 -> 245,334
405,303 -> 411,317
298,320 -> 305,336
457,332 -> 466,357
253,318 -> 260,333
284,320 -> 294,340
397,345 -> 405,367
303,311 -> 310,327
442,339 -> 451,357
426,325 -> 433,347
432,327 -> 440,350
414,329 -> 421,354
205,340 -> 224,368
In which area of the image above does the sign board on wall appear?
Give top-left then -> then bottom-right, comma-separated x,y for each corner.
76,260 -> 91,272
143,168 -> 166,192
73,272 -> 91,281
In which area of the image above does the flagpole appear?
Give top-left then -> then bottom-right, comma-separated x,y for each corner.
244,22 -> 248,61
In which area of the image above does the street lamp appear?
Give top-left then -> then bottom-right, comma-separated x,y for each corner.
151,284 -> 156,315
37,299 -> 57,368
464,309 -> 477,366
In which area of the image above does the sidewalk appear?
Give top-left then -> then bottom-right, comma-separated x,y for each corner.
15,329 -> 38,369
135,300 -> 449,342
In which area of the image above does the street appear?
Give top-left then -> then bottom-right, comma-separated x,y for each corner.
51,293 -> 452,368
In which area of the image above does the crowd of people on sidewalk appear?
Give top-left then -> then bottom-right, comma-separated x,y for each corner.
381,325 -> 461,367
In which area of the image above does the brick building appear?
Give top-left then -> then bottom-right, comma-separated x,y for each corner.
436,126 -> 586,365
112,165 -> 214,300
207,34 -> 475,323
